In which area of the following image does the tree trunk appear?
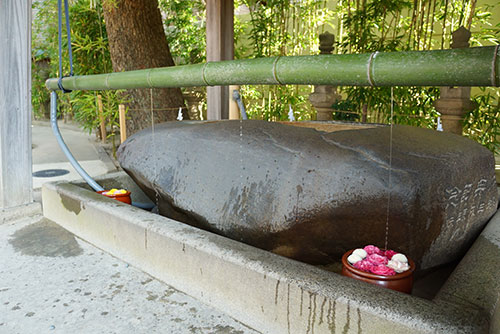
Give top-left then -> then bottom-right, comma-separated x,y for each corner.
103,0 -> 186,135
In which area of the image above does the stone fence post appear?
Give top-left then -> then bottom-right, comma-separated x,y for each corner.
434,27 -> 476,135
309,32 -> 341,121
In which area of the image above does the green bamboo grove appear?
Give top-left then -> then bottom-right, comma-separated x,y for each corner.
46,46 -> 500,91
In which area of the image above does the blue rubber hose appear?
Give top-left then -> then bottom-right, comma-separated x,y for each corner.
232,89 -> 248,120
51,92 -> 155,210
50,91 -> 104,192
53,3 -> 154,210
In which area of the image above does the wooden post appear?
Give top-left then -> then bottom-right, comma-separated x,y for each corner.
0,0 -> 33,208
206,0 -> 234,120
362,104 -> 368,123
119,104 -> 127,143
97,95 -> 107,143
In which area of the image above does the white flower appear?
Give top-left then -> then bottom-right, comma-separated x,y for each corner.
352,248 -> 367,259
347,254 -> 363,264
391,253 -> 408,263
387,260 -> 410,273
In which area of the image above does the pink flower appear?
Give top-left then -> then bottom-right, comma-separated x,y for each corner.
366,253 -> 388,265
370,264 -> 396,276
353,259 -> 373,272
363,245 -> 382,255
384,250 -> 397,260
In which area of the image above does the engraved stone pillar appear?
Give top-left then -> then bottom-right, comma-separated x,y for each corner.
309,32 -> 341,121
434,27 -> 476,135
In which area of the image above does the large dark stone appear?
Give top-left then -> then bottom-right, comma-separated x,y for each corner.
117,120 -> 498,270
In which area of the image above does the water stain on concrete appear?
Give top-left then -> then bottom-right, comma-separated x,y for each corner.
213,325 -> 245,334
59,192 -> 82,215
146,291 -> 158,301
9,219 -> 83,258
141,278 -> 153,285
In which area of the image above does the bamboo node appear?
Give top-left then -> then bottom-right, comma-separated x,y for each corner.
492,44 -> 499,87
272,56 -> 283,85
202,62 -> 211,86
367,51 -> 379,87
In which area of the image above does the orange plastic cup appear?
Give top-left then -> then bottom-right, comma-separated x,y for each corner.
97,190 -> 132,205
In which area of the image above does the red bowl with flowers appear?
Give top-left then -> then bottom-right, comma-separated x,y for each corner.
341,245 -> 415,294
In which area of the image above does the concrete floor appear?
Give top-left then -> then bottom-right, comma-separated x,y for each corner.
0,215 -> 260,334
4,121 -> 260,333
31,121 -> 116,191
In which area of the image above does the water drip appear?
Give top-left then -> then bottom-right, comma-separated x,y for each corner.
150,88 -> 161,211
384,87 -> 395,251
239,117 -> 245,226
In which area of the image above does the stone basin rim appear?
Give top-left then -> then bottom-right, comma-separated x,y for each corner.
41,178 -> 500,333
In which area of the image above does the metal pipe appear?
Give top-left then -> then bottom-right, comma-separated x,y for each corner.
50,91 -> 104,192
46,46 -> 500,91
232,89 -> 248,120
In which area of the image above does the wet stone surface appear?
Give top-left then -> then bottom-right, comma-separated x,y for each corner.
0,216 -> 259,334
118,120 -> 498,271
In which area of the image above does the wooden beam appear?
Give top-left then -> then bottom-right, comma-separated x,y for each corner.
0,0 -> 33,208
206,0 -> 234,120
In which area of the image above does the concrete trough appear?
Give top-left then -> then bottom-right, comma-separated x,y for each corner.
42,173 -> 500,333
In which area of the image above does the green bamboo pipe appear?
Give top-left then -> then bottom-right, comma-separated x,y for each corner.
46,45 -> 500,91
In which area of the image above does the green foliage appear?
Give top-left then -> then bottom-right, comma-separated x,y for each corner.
32,0 -> 125,138
242,85 -> 311,121
31,57 -> 51,119
237,0 -> 330,120
70,90 -> 129,134
233,0 -> 499,151
464,89 -> 500,154
32,1 -> 57,119
331,100 -> 360,121
337,86 -> 441,128
336,0 -> 412,53
333,0 -> 500,151
69,2 -> 111,74
159,0 -> 206,65
33,0 -> 500,152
